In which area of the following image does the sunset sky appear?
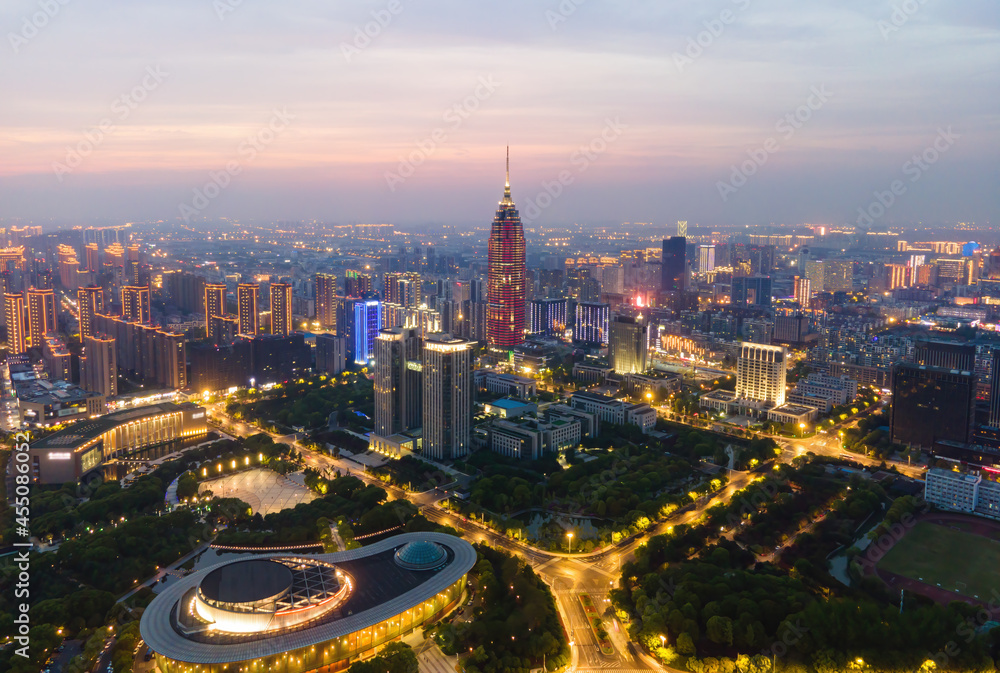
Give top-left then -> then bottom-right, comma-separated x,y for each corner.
1,0 -> 997,228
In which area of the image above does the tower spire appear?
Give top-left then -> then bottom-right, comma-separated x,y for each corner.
502,146 -> 513,205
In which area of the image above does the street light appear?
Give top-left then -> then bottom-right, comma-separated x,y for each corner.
799,422 -> 805,437
567,531 -> 574,553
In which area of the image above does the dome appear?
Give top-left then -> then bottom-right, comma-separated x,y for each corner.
394,541 -> 446,570
200,560 -> 293,605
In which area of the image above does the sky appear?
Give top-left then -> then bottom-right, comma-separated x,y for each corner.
1,0 -> 998,230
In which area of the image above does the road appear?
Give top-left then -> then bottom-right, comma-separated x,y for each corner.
200,397 -> 905,673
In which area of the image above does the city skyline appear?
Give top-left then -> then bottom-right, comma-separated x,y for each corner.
1,2 -> 997,226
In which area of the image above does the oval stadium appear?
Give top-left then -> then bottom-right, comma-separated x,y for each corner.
139,533 -> 476,673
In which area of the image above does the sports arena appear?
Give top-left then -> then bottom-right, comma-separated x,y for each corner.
140,533 -> 476,673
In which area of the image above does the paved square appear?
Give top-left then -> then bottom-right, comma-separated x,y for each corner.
199,468 -> 317,515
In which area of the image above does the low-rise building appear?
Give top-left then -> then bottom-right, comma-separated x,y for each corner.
924,468 -> 1000,518
475,370 -> 537,399
766,403 -> 819,425
488,416 -> 581,460
483,398 -> 537,419
546,404 -> 600,437
16,379 -> 106,427
569,391 -> 656,433
792,372 -> 858,406
572,363 -> 612,384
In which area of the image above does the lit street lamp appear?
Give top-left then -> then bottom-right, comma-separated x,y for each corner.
566,531 -> 574,554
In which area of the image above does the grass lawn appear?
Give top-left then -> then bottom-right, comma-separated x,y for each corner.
878,520 -> 1000,600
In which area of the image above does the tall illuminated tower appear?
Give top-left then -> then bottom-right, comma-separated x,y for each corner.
204,283 -> 227,340
270,282 -> 293,336
4,293 -> 26,355
237,283 -> 259,336
487,148 -> 526,352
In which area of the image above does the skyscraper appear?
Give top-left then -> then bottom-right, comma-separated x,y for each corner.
487,149 -> 526,352
422,333 -> 473,460
698,245 -> 716,273
661,236 -> 686,294
610,315 -> 647,375
824,260 -> 854,293
793,276 -> 811,309
4,293 -> 26,354
27,287 -> 57,346
237,283 -> 259,336
891,363 -> 975,448
736,343 -> 787,407
77,285 -> 104,339
528,298 -> 568,337
204,283 -> 227,340
121,286 -> 151,324
731,276 -> 772,308
990,347 -> 1000,429
270,282 -> 292,336
374,327 -> 422,437
351,298 -> 382,365
315,273 -> 337,328
345,270 -> 374,298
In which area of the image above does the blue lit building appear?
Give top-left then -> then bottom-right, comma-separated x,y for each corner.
528,298 -> 568,337
350,298 -> 382,365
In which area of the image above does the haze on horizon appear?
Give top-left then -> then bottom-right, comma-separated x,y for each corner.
1,0 -> 998,229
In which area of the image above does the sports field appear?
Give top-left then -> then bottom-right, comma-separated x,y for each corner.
878,520 -> 1000,601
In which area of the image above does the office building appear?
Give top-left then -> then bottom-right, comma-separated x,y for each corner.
914,340 -> 975,371
773,314 -> 810,344
574,302 -> 609,345
188,339 -> 253,393
121,285 -> 151,324
204,283 -> 227,340
528,298 -> 567,337
80,334 -> 118,398
924,468 -> 1000,519
731,276 -> 772,308
487,150 -> 526,352
373,327 -> 423,437
27,287 -> 57,346
315,273 -> 337,329
698,245 -> 716,273
77,285 -> 103,339
237,283 -> 259,336
270,282 -> 293,336
250,334 -> 312,384
351,298 -> 382,365
315,333 -> 346,375
891,363 -> 976,449
569,391 -> 656,433
609,315 -> 647,375
661,236 -> 686,294
422,334 -> 473,460
736,343 -> 787,407
4,293 -> 26,354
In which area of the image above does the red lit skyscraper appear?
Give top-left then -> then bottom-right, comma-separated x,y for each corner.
487,149 -> 526,352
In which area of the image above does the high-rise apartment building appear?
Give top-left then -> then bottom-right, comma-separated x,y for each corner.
85,243 -> 99,272
824,260 -> 853,293
345,270 -> 374,298
661,237 -> 686,294
487,150 -> 526,352
422,334 -> 473,460
574,302 -> 610,345
793,276 -> 811,308
4,293 -> 26,354
237,283 -> 258,336
27,287 -> 57,346
609,315 -> 647,375
804,259 -> 825,293
80,334 -> 118,397
374,327 -> 423,437
698,245 -> 716,273
384,272 -> 422,308
315,273 -> 337,329
736,343 -> 787,407
121,286 -> 151,324
315,333 -> 346,375
270,282 -> 293,336
77,285 -> 103,339
204,283 -> 227,340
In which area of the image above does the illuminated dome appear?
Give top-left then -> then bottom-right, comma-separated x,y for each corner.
394,540 -> 446,570
193,557 -> 349,634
